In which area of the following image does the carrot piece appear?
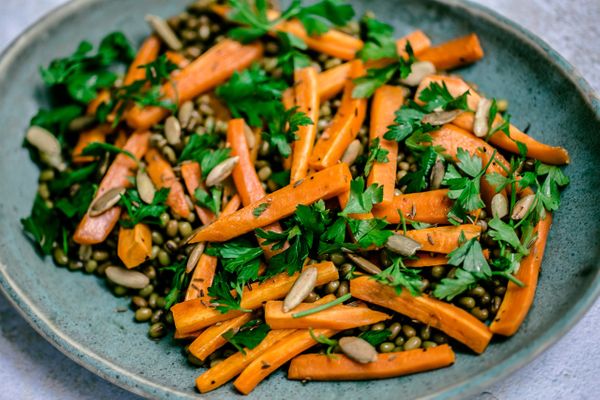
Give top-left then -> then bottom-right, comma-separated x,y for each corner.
71,124 -> 111,163
123,35 -> 162,85
395,30 -> 432,57
222,193 -> 242,214
73,131 -> 150,245
186,163 -> 352,243
171,261 -> 339,334
173,328 -> 203,340
288,345 -> 455,381
126,39 -> 264,130
117,223 -> 152,269
367,85 -> 405,205
188,313 -> 253,361
418,33 -> 484,70
114,130 -> 128,149
264,300 -> 390,330
416,75 -> 570,165
316,62 -> 352,101
87,89 -> 111,116
337,190 -> 373,220
350,277 -> 492,353
180,161 -> 215,225
290,67 -> 320,183
185,254 -> 218,301
372,189 -> 452,224
401,224 -> 482,254
233,328 -> 336,394
165,50 -> 190,68
309,60 -> 367,170
490,214 -> 553,336
145,148 -> 191,218
405,254 -> 449,268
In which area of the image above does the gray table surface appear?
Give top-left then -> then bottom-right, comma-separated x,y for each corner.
0,0 -> 598,399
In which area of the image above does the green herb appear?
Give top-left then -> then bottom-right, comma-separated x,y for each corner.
488,217 -> 528,256
353,44 -> 414,98
199,148 -> 232,179
263,106 -> 313,158
373,255 -> 423,296
207,272 -> 252,314
253,202 -> 270,217
162,260 -> 188,309
356,16 -> 396,61
195,186 -> 223,215
418,81 -> 471,112
295,0 -> 355,36
270,170 -> 291,188
81,142 -> 137,163
208,238 -> 264,289
30,105 -> 83,138
346,217 -> 393,248
339,177 -> 383,216
276,31 -> 312,78
55,183 -> 97,219
359,329 -> 392,346
21,195 -> 60,255
292,293 -> 351,318
309,328 -> 338,356
363,137 -> 390,177
433,268 -> 478,301
118,188 -> 170,228
222,320 -> 271,354
48,162 -> 98,193
179,132 -> 221,162
399,146 -> 438,193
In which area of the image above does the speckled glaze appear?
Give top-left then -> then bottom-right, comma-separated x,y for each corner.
0,0 -> 598,399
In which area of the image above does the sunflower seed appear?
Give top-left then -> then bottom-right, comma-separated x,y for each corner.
136,169 -> 156,204
491,193 -> 509,219
511,194 -> 536,220
341,139 -> 362,166
186,242 -> 206,273
145,14 -> 183,50
26,126 -> 66,170
89,187 -> 126,217
105,266 -> 150,289
385,234 -> 422,257
244,123 -> 256,150
68,115 -> 96,132
421,109 -> 463,126
429,158 -> 445,189
178,101 -> 195,128
400,61 -> 436,87
339,337 -> 378,364
205,156 -> 239,187
474,98 -> 493,137
346,254 -> 382,275
283,266 -> 318,312
165,116 -> 182,146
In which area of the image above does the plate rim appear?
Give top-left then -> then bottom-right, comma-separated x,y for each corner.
0,0 -> 598,399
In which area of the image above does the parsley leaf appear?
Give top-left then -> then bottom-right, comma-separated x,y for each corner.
162,260 -> 188,309
21,195 -> 60,255
363,137 -> 390,177
418,81 -> 471,112
81,142 -> 137,163
55,183 -> 97,219
346,217 -> 393,248
373,255 -> 423,296
48,162 -> 98,193
253,202 -> 271,217
295,0 -> 355,36
118,188 -> 170,228
359,329 -> 392,346
208,237 -> 264,287
179,132 -> 221,162
207,271 -> 252,314
276,31 -> 311,78
263,106 -> 313,158
30,105 -> 83,138
488,217 -> 529,256
399,146 -> 438,193
356,16 -> 396,61
195,186 -> 223,215
339,177 -> 383,216
270,170 -> 291,188
223,320 -> 271,354
433,268 -> 478,301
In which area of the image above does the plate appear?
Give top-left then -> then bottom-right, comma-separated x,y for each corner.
0,0 -> 599,398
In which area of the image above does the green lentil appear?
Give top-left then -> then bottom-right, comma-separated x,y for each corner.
158,250 -> 171,266
178,221 -> 193,238
336,281 -> 349,297
494,285 -> 507,296
325,281 -> 340,294
38,183 -> 50,200
257,166 -> 272,181
53,248 -> 69,266
404,336 -> 422,351
150,245 -> 160,260
165,311 -> 174,325
402,325 -> 416,338
388,322 -> 402,340
379,342 -> 395,353
370,322 -> 386,332
113,285 -> 128,296
132,296 -> 148,309
68,261 -> 83,271
96,262 -> 109,276
304,292 -> 319,303
84,260 -> 98,274
330,253 -> 345,266
457,296 -> 476,309
423,341 -> 438,349
471,307 -> 489,321
166,220 -> 179,237
149,322 -> 167,338
159,212 -> 170,227
156,297 -> 166,309
151,309 -> 165,324
151,231 -> 164,245
143,266 -> 157,280
469,286 -> 486,297
139,284 -> 154,298
135,307 -> 153,322
148,293 -> 159,309
431,333 -> 448,344
92,250 -> 109,262
420,326 -> 431,341
480,293 -> 491,306
39,169 -> 55,181
431,266 -> 446,279
394,336 -> 405,346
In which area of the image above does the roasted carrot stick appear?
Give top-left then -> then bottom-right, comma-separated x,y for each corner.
180,161 -> 215,225
124,35 -> 162,85
165,50 -> 190,68
87,89 -> 111,116
395,30 -> 432,57
264,300 -> 390,330
186,163 -> 352,243
234,328 -> 337,394
126,39 -> 264,130
195,296 -> 336,393
401,224 -> 482,254
290,67 -> 320,183
188,313 -> 253,361
367,85 -> 405,205
72,124 -> 111,163
309,60 -> 367,170
317,62 -> 352,101
185,254 -> 218,301
117,224 -> 152,268
418,33 -> 484,70
288,345 -> 455,381
404,253 -> 449,267
350,277 -> 492,353
171,262 -> 339,334
490,214 -> 553,336
372,189 -> 452,224
145,148 -> 191,219
73,131 -> 150,245
416,75 -> 570,164
114,129 -> 128,149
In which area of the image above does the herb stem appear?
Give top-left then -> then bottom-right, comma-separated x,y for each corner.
292,293 -> 351,318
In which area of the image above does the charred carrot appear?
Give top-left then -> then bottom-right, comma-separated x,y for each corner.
117,224 -> 152,269
288,345 -> 455,381
367,85 -> 405,205
72,125 -> 111,163
145,148 -> 191,219
350,277 -> 492,353
401,224 -> 482,254
171,262 -> 339,334
418,33 -> 484,70
490,214 -> 553,336
180,161 -> 215,225
290,67 -> 320,183
186,163 -> 352,243
309,60 -> 367,170
73,131 -> 150,245
126,39 -> 264,130
188,313 -> 253,361
372,189 -> 452,225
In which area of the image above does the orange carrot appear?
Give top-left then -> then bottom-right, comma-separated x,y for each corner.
418,33 -> 484,70
372,189 -> 452,224
117,223 -> 152,268
309,60 -> 367,170
317,62 -> 352,101
404,253 -> 449,268
173,328 -> 204,340
171,262 -> 339,334
395,30 -> 432,57
337,190 -> 373,220
185,254 -> 218,301
87,89 -> 111,116
290,67 -> 320,183
401,224 -> 482,254
124,35 -> 162,85
281,88 -> 296,170
114,130 -> 128,149
72,124 -> 111,163
165,50 -> 190,68
180,161 -> 215,225
490,214 -> 553,336
186,163 -> 352,243
367,85 -> 405,205
188,313 -> 253,361
350,277 -> 492,353
126,39 -> 264,130
288,345 -> 455,381
233,328 -> 336,394
264,300 -> 390,330
145,148 -> 191,219
73,131 -> 150,245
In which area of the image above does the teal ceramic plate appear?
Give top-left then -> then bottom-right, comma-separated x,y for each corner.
0,0 -> 599,398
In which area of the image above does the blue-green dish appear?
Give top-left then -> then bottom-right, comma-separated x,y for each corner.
0,0 -> 599,398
